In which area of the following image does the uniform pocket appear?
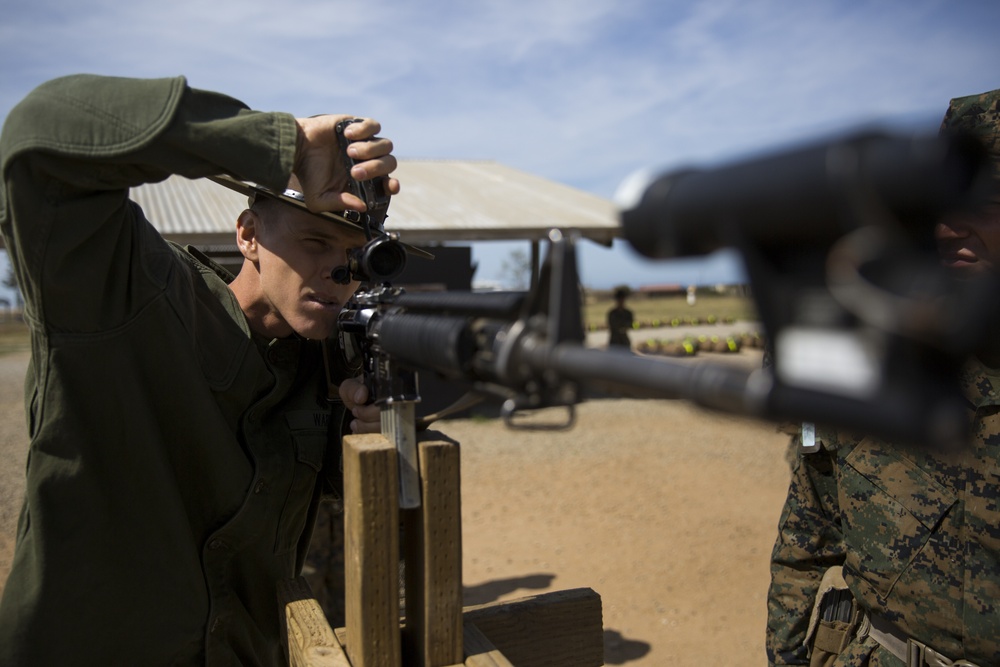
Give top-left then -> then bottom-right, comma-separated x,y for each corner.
273,429 -> 326,554
839,439 -> 955,600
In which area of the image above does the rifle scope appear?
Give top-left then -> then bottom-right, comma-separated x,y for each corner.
332,234 -> 408,284
619,131 -> 987,258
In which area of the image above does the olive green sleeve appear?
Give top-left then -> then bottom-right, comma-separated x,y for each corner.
0,74 -> 297,333
766,435 -> 846,665
0,74 -> 296,192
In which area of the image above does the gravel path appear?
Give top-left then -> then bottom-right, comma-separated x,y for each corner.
0,350 -> 29,591
0,347 -> 791,665
451,373 -> 790,666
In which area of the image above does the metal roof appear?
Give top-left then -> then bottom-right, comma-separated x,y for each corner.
130,173 -> 245,247
128,159 -> 620,247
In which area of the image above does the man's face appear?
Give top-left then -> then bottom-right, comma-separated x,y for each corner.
250,204 -> 366,340
934,193 -> 1000,279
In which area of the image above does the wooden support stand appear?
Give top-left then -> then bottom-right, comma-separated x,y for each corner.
279,431 -> 604,667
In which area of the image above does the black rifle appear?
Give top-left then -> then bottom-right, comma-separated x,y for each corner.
334,129 -> 993,507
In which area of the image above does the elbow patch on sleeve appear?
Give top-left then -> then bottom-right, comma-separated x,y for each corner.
1,75 -> 188,165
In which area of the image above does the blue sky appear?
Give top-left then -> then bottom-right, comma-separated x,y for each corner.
2,0 -> 999,290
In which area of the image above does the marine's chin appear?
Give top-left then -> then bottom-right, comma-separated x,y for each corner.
940,254 -> 982,278
288,314 -> 337,341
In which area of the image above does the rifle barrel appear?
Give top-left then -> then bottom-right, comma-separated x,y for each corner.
518,343 -> 767,416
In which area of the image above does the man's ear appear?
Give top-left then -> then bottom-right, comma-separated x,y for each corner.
236,209 -> 260,262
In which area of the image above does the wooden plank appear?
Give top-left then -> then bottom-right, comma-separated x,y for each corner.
343,433 -> 401,667
462,588 -> 604,667
402,434 -> 464,667
278,577 -> 352,667
463,622 -> 514,667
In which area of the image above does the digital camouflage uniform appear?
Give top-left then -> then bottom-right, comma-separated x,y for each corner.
767,89 -> 1000,666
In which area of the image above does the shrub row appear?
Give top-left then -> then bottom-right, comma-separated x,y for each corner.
635,332 -> 766,357
587,315 -> 738,332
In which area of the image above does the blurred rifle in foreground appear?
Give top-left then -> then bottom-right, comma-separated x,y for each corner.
334,129 -> 994,507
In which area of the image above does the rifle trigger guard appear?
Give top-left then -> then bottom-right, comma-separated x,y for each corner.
500,401 -> 576,431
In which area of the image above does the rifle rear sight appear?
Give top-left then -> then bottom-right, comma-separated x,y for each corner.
330,118 -> 410,285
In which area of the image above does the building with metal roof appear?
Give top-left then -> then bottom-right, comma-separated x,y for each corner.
130,159 -> 620,248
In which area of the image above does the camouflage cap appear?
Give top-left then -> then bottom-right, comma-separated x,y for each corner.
940,88 -> 1000,180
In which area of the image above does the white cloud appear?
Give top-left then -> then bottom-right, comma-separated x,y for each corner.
1,0 -> 998,288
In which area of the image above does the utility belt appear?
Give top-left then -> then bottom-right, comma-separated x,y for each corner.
860,613 -> 981,667
805,566 -> 981,667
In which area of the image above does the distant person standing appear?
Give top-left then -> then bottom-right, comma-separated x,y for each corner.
607,286 -> 635,348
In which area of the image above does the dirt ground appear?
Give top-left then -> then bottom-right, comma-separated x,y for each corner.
0,346 -> 792,666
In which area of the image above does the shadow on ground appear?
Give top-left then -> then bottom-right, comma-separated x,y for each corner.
462,573 -> 556,606
603,628 -> 652,664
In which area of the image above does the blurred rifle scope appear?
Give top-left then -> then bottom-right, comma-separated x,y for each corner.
619,131 -> 987,258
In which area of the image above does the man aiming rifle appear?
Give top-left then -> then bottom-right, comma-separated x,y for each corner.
0,74 -> 391,666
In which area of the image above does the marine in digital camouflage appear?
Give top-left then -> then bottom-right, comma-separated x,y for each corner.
768,359 -> 1000,665
767,88 -> 1000,666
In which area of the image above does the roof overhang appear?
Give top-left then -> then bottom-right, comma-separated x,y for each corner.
0,160 -> 621,250
134,159 -> 622,247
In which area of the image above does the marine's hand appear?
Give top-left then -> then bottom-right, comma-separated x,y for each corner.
339,375 -> 381,434
294,115 -> 400,213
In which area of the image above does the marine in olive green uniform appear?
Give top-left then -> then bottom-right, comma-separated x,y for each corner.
0,75 -> 394,666
766,90 -> 1000,666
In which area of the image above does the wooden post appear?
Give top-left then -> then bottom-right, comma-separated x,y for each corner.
281,431 -> 602,667
462,589 -> 604,667
343,433 -> 401,667
279,577 -> 353,667
402,434 -> 464,667
463,623 -> 515,667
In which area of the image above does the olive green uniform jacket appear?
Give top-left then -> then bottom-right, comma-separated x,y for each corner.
0,75 -> 345,666
766,360 -> 1000,665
